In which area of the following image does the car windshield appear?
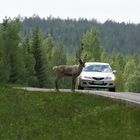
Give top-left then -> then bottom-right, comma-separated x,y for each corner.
83,64 -> 112,73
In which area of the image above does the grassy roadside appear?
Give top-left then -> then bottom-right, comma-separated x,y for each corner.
0,84 -> 140,140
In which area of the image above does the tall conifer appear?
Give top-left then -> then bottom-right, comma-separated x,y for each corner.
32,26 -> 47,87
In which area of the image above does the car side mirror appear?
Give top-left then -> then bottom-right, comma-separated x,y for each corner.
113,70 -> 117,74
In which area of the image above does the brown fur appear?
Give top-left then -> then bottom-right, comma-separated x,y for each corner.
53,59 -> 85,92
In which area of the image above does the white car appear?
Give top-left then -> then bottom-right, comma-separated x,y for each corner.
77,62 -> 116,91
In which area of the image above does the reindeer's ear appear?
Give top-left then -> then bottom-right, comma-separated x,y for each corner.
83,54 -> 88,62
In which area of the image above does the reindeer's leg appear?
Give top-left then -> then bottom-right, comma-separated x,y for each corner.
55,77 -> 59,92
55,75 -> 63,92
72,77 -> 76,92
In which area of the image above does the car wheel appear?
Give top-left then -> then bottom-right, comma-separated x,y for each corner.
78,85 -> 84,90
109,87 -> 116,92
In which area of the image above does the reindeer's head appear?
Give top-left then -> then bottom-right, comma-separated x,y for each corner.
78,54 -> 87,68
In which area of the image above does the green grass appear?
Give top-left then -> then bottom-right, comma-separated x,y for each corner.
0,85 -> 140,140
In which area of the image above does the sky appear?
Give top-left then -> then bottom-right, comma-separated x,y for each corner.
0,0 -> 140,24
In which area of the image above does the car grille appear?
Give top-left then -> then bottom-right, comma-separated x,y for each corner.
92,77 -> 104,80
89,82 -> 107,86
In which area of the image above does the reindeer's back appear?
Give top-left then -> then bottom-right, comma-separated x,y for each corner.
53,65 -> 79,75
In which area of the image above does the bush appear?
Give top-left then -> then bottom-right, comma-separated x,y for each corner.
126,73 -> 140,93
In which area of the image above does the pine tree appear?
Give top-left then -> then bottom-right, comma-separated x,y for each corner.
42,34 -> 54,88
32,26 -> 47,87
22,37 -> 36,86
2,18 -> 22,83
0,28 -> 10,82
81,28 -> 101,61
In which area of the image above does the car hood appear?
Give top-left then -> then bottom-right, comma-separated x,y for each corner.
80,71 -> 113,78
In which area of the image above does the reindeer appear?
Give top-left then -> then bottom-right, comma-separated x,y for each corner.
53,56 -> 86,92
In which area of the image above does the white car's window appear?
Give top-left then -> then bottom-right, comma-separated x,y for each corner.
84,64 -> 112,73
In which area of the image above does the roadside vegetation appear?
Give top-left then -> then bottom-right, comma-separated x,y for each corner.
0,84 -> 140,140
1,17 -> 140,92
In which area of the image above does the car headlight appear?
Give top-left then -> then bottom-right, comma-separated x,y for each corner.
83,76 -> 92,79
106,74 -> 116,81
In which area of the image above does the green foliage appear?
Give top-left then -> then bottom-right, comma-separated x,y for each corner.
43,33 -> 53,60
123,58 -> 137,83
22,37 -> 36,86
0,85 -> 140,139
51,42 -> 70,89
31,26 -> 47,87
125,71 -> 140,92
0,60 -> 10,82
81,28 -> 101,61
8,53 -> 19,83
52,42 -> 67,66
111,54 -> 126,91
0,18 -> 25,83
0,17 -> 140,92
100,50 -> 110,63
0,32 -> 10,82
23,17 -> 140,55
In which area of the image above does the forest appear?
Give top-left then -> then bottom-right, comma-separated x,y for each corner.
0,15 -> 140,92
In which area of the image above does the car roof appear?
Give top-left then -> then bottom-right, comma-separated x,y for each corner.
85,62 -> 110,65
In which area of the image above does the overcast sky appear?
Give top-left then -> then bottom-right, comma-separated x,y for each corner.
0,0 -> 140,23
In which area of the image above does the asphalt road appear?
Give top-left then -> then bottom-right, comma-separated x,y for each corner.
20,87 -> 140,107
